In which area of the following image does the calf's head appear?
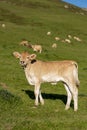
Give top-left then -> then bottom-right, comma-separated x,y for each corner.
13,52 -> 36,67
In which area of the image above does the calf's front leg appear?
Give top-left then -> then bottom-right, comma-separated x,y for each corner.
34,83 -> 44,106
64,84 -> 72,110
34,83 -> 41,106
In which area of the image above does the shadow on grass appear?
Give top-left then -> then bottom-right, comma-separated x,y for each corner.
22,90 -> 87,109
22,89 -> 67,105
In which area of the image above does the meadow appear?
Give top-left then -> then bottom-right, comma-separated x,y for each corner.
0,0 -> 87,129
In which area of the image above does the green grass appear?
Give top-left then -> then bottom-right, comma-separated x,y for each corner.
0,0 -> 87,129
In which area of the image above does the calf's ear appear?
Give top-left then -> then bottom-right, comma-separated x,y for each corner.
30,54 -> 36,60
13,52 -> 21,58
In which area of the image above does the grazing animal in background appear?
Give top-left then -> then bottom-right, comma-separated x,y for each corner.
52,43 -> 57,48
20,39 -> 42,53
20,39 -> 29,46
1,23 -> 6,28
47,31 -> 51,35
65,39 -> 71,43
68,35 -> 72,39
29,44 -> 42,53
13,51 -> 80,111
73,36 -> 82,42
55,37 -> 60,41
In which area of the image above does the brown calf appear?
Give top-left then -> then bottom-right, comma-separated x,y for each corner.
13,52 -> 80,111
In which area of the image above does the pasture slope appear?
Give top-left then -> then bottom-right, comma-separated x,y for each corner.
0,0 -> 87,130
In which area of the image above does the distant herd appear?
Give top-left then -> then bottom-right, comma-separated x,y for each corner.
19,31 -> 82,53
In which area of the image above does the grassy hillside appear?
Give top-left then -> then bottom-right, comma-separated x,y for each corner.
0,0 -> 87,130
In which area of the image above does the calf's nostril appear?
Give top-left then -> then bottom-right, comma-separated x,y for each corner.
20,61 -> 24,64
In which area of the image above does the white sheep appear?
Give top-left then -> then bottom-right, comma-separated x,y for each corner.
47,31 -> 51,35
64,5 -> 69,9
73,36 -> 82,42
65,39 -> 71,43
55,37 -> 60,41
52,43 -> 57,48
1,24 -> 6,28
68,35 -> 72,39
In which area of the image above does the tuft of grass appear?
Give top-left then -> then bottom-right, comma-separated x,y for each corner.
0,89 -> 22,105
0,90 -> 22,108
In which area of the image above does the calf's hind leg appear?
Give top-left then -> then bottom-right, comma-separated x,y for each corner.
34,83 -> 40,106
72,86 -> 78,111
65,82 -> 78,111
64,84 -> 72,110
